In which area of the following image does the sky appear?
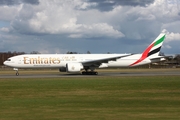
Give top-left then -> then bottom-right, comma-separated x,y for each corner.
0,0 -> 180,54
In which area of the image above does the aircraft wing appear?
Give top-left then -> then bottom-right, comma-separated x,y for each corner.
81,54 -> 133,67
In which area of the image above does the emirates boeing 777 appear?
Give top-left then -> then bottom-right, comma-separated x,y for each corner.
4,33 -> 166,76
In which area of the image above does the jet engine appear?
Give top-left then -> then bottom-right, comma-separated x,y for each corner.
66,63 -> 84,73
59,63 -> 83,73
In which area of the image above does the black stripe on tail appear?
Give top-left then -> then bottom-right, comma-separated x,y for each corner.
147,46 -> 161,57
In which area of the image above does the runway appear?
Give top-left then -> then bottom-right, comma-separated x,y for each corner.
0,70 -> 180,78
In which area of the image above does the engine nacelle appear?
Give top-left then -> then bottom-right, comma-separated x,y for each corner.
59,67 -> 66,72
66,63 -> 83,73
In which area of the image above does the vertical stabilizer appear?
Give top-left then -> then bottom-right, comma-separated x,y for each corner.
146,33 -> 165,58
130,33 -> 166,66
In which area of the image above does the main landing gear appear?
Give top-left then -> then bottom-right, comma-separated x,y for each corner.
13,68 -> 19,76
82,67 -> 98,75
82,68 -> 98,75
81,71 -> 98,75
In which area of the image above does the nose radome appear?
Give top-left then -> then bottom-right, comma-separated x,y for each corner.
3,61 -> 7,66
3,61 -> 10,66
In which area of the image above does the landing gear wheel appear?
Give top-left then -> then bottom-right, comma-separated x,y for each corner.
13,68 -> 19,76
16,72 -> 19,76
82,72 -> 86,75
81,71 -> 98,75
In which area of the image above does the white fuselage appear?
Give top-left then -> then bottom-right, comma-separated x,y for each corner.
3,54 -> 151,69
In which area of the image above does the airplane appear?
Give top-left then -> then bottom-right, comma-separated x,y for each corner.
4,33 -> 166,76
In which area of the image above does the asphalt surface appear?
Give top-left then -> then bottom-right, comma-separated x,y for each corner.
0,70 -> 179,78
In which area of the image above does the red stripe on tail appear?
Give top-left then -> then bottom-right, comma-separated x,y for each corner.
130,43 -> 154,66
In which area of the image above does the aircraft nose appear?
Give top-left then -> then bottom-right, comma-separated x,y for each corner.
3,61 -> 7,66
3,61 -> 10,66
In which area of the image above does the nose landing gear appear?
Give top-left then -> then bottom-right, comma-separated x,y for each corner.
13,68 -> 19,76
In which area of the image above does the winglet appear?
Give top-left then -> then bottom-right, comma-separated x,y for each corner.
130,33 -> 166,66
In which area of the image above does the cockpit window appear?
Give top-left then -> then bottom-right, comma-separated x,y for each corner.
7,59 -> 11,61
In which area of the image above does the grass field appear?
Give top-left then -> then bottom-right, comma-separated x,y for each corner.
0,75 -> 180,120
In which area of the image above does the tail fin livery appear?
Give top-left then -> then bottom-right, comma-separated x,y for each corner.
130,33 -> 166,66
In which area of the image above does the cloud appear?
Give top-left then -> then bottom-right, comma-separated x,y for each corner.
0,27 -> 10,32
86,0 -> 155,11
68,23 -> 124,38
163,45 -> 172,49
0,5 -> 20,21
0,0 -> 180,54
161,29 -> 180,53
6,0 -> 180,39
10,0 -> 124,38
0,0 -> 39,6
165,31 -> 180,42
